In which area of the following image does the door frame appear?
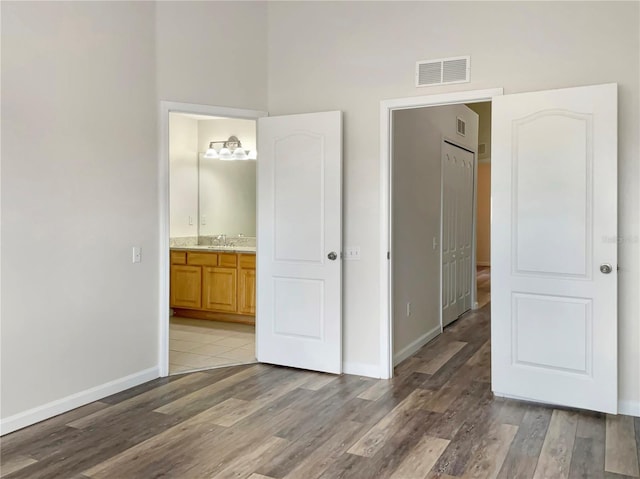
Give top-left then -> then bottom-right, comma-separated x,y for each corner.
379,88 -> 503,379
159,101 -> 267,377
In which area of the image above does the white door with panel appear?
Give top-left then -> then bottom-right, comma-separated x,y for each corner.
492,83 -> 617,413
442,141 -> 475,327
257,111 -> 342,374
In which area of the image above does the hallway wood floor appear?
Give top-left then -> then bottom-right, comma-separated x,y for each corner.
1,305 -> 638,479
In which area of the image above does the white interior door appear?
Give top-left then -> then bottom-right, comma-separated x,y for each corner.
442,141 -> 475,327
257,111 -> 342,374
492,83 -> 618,413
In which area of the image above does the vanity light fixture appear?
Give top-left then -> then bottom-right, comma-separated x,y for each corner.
203,135 -> 257,161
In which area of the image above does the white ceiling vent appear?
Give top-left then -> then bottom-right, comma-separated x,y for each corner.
416,56 -> 470,87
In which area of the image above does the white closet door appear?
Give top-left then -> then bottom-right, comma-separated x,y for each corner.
442,141 -> 475,327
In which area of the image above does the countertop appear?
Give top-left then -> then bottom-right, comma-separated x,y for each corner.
170,245 -> 256,254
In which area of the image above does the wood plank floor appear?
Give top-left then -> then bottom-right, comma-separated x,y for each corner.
2,304 -> 638,479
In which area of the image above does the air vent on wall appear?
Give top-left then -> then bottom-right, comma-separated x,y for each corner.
457,117 -> 466,137
416,56 -> 470,87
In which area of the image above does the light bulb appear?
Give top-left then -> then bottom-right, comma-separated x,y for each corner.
218,148 -> 233,160
232,148 -> 248,160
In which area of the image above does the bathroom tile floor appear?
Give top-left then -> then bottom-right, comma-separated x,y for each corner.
169,317 -> 256,374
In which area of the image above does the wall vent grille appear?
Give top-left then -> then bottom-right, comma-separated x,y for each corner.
416,56 -> 470,87
457,117 -> 466,137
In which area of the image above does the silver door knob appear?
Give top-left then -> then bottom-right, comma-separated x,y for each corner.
327,252 -> 338,261
600,264 -> 613,274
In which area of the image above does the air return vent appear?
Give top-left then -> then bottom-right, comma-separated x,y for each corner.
415,56 -> 470,87
457,117 -> 466,137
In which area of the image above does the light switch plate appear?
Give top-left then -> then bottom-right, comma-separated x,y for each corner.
132,246 -> 142,263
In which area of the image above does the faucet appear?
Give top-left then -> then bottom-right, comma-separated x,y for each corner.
216,234 -> 227,246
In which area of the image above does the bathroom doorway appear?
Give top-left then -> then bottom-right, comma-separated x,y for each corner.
162,104 -> 266,375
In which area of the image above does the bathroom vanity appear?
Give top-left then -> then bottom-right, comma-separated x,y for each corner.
170,247 -> 256,325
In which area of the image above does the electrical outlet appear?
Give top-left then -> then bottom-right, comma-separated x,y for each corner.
433,237 -> 438,250
406,302 -> 411,317
345,246 -> 361,260
188,216 -> 194,226
132,246 -> 142,263
201,215 -> 207,225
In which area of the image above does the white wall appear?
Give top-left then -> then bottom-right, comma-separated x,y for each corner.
467,102 -> 491,161
1,0 -> 269,432
198,119 -> 257,237
392,105 -> 478,361
169,113 -> 199,238
467,102 -> 492,265
1,2 -> 158,422
156,1 -> 268,111
267,1 -> 640,408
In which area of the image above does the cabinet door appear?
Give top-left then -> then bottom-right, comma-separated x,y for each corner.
203,267 -> 237,312
238,268 -> 256,315
170,265 -> 202,309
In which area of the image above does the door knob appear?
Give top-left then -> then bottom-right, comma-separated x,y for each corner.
327,252 -> 338,261
600,263 -> 613,274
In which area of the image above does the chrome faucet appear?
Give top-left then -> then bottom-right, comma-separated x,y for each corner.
215,234 -> 227,246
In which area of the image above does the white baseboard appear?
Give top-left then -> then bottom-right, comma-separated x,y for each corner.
619,399 -> 640,417
393,325 -> 441,366
0,366 -> 159,436
342,361 -> 382,379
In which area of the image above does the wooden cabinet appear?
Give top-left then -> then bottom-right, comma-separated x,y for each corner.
238,254 -> 256,315
203,266 -> 237,312
170,249 -> 255,324
170,265 -> 201,309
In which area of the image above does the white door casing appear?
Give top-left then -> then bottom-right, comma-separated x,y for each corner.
442,141 -> 475,327
257,111 -> 342,374
491,83 -> 618,413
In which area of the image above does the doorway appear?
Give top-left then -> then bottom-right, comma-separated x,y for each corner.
160,103 -> 344,378
379,88 -> 502,379
382,84 -> 618,414
159,102 -> 267,377
389,98 -> 492,368
167,111 -> 259,374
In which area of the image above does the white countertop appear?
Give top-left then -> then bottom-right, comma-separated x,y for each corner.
170,245 -> 256,253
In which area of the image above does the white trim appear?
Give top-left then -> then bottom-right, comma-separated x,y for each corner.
619,400 -> 640,417
0,367 -> 159,435
158,101 -> 267,378
380,88 -> 504,380
342,361 -> 382,379
393,325 -> 441,366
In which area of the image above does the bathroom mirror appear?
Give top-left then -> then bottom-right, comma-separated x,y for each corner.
169,113 -> 257,243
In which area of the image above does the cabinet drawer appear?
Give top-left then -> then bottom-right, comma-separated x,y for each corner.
170,251 -> 187,265
218,253 -> 237,268
187,252 -> 218,266
239,254 -> 256,269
